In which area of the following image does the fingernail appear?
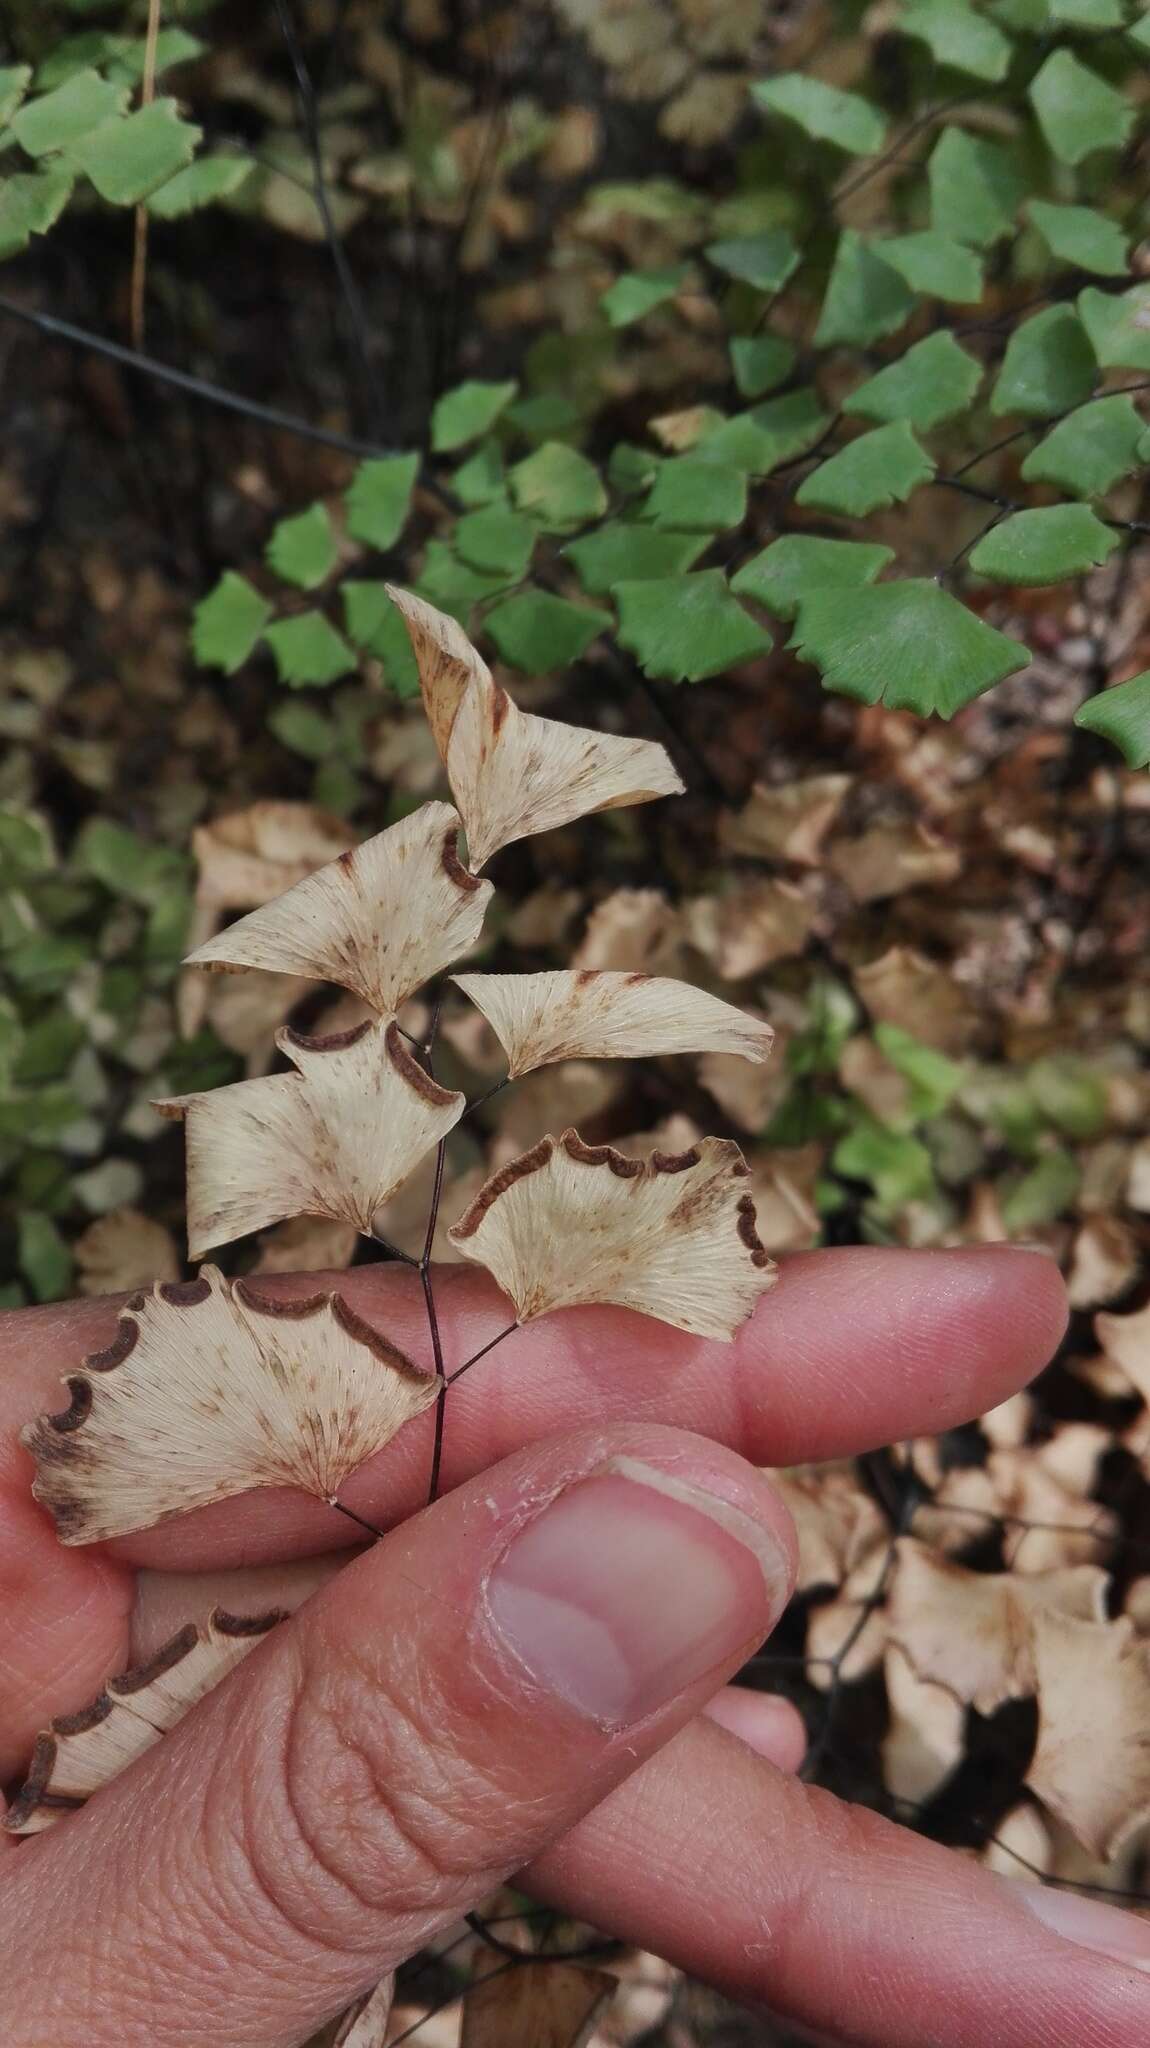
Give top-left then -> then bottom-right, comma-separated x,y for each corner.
485,1457 -> 789,1729
1012,1880 -> 1150,1971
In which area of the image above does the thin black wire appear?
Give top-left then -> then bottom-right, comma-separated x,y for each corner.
0,294 -> 398,462
271,0 -> 386,439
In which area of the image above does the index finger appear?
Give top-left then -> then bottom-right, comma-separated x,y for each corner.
2,1245 -> 1066,1572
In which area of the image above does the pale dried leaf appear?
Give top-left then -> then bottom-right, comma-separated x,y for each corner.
4,1607 -> 283,1834
25,1266 -> 438,1544
765,1464 -> 886,1596
454,970 -> 773,1076
491,1060 -> 621,1166
660,71 -> 747,146
186,802 -> 492,1016
1033,1424 -> 1111,1500
385,2005 -> 460,2047
159,1018 -> 465,1258
838,1035 -> 911,1126
1095,1300 -> 1150,1404
882,1643 -> 964,1807
333,1975 -> 395,2047
372,1156 -> 489,1264
1067,1217 -> 1140,1309
991,1448 -> 1117,1575
910,1463 -> 1004,1556
981,1803 -> 1054,1883
888,1538 -> 1109,1715
719,775 -> 851,866
1025,1612 -> 1150,1861
855,946 -> 977,1054
462,1953 -> 616,2048
449,1129 -> 776,1340
252,1214 -> 360,1275
1127,1137 -> 1150,1212
192,801 -> 353,912
805,1543 -> 890,1691
747,1157 -> 821,1253
388,588 -> 683,869
573,889 -> 686,974
594,1952 -> 675,2044
198,966 -> 316,1069
1126,1579 -> 1150,1635
685,878 -> 815,979
699,1016 -> 789,1131
979,1393 -> 1032,1452
73,1208 -> 180,1296
504,884 -> 584,949
827,821 -> 961,904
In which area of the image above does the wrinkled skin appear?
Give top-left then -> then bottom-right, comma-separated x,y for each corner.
3,1247 -> 1149,2048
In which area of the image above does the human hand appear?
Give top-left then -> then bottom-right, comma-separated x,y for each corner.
3,1246 -> 1148,2048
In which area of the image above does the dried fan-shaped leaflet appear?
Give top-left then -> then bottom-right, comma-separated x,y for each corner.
158,1018 -> 465,1258
185,800 -> 492,1017
1025,1611 -> 1150,1861
387,587 -> 684,870
25,1268 -> 438,1545
453,970 -> 773,1077
450,1130 -> 776,1340
5,1607 -> 283,1835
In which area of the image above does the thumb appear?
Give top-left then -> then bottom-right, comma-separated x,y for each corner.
3,1423 -> 793,2048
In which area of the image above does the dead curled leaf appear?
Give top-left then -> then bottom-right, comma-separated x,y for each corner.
1025,1611 -> 1150,1861
185,801 -> 493,1016
453,969 -> 773,1076
332,1975 -> 396,2048
684,878 -> 816,979
887,1539 -> 1109,1716
462,1951 -> 616,2048
387,586 -> 684,869
718,773 -> 852,867
449,1129 -> 776,1340
765,1465 -> 887,1596
881,1643 -> 964,1807
73,1207 -> 180,1296
24,1266 -> 438,1545
4,1606 -> 284,1835
157,1017 -> 465,1258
